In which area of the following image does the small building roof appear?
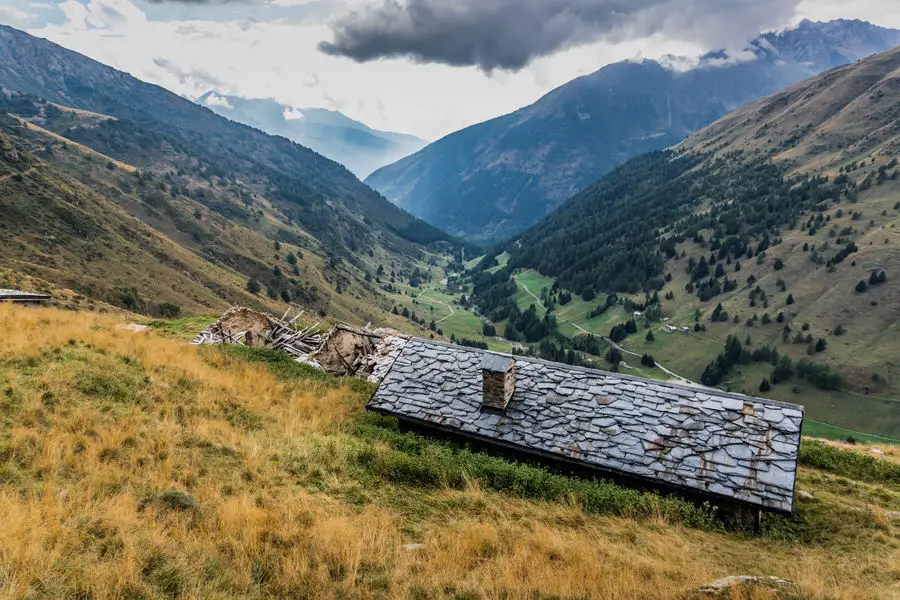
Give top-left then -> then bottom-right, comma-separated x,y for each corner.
368,338 -> 804,513
0,289 -> 51,302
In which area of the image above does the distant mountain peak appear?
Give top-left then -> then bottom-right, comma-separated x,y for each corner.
194,91 -> 425,178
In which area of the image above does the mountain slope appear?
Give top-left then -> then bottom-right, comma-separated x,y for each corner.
367,19 -> 900,244
0,25 -> 450,252
0,113 -> 265,314
0,25 -> 457,322
475,46 -> 900,436
198,92 -> 426,178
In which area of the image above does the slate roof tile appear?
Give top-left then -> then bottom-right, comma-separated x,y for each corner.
368,339 -> 803,513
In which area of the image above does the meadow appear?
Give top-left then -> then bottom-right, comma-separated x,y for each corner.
1,304 -> 899,599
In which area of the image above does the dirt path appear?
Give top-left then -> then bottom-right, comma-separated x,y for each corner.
519,281 -> 547,310
514,275 -> 695,384
418,295 -> 456,324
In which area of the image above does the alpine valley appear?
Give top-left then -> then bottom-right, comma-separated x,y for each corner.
2,10 -> 900,600
465,44 -> 900,439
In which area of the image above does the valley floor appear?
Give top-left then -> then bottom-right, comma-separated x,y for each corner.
0,305 -> 899,599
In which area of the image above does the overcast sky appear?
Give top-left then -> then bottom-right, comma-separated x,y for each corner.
3,0 -> 899,140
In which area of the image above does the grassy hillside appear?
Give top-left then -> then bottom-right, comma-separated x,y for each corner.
0,26 -> 460,324
1,304 -> 899,599
0,94 -> 448,324
468,46 -> 900,438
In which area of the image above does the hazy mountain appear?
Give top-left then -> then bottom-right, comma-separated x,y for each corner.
366,19 -> 900,244
0,25 -> 455,321
198,92 -> 427,178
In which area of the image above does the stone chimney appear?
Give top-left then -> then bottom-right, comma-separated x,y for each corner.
479,353 -> 516,410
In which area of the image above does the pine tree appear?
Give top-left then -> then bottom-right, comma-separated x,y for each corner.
759,378 -> 772,392
605,347 -> 623,365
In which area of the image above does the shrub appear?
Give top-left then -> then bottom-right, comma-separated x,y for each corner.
246,278 -> 261,294
855,280 -> 868,293
355,418 -> 722,530
799,440 -> 900,485
156,303 -> 182,319
139,489 -> 200,513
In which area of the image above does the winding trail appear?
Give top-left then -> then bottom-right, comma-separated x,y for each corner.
514,274 -> 696,384
418,295 -> 456,324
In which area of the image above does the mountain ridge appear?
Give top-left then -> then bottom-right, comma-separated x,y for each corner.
366,19 -> 900,244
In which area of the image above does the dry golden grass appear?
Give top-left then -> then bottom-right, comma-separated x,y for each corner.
0,305 -> 898,600
15,118 -> 137,172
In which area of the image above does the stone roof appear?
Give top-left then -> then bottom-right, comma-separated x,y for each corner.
368,338 -> 804,513
0,289 -> 50,301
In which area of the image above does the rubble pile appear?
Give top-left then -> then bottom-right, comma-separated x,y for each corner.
193,306 -> 323,356
193,306 -> 408,382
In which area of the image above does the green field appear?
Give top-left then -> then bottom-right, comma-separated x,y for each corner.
802,419 -> 900,445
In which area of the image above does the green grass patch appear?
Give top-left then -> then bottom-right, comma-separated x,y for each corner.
799,439 -> 900,485
213,345 -> 376,395
147,316 -> 216,340
353,413 -> 726,532
802,419 -> 900,445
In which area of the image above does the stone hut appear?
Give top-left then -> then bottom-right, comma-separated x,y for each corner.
0,289 -> 51,305
368,338 -> 804,514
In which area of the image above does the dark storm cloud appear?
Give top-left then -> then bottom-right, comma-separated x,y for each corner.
319,0 -> 801,71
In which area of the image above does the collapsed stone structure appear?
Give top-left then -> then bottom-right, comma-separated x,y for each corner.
368,338 -> 804,514
193,306 -> 408,382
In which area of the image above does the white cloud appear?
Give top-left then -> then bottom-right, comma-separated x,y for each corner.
24,0 -> 900,140
283,106 -> 306,120
0,5 -> 35,26
30,1 -> 700,139
202,91 -> 232,109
